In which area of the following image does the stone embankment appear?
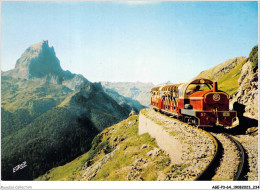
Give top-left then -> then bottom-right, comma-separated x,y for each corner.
139,108 -> 216,180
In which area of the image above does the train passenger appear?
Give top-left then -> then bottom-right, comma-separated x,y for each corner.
187,85 -> 200,95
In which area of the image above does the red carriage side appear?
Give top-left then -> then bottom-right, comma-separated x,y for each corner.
150,79 -> 237,127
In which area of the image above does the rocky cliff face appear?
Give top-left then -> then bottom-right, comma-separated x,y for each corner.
231,61 -> 258,119
2,40 -> 88,90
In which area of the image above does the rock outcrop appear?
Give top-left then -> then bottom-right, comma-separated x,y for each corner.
231,60 -> 258,120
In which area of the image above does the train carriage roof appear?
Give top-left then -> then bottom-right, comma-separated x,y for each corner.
160,84 -> 182,91
151,83 -> 183,92
178,78 -> 214,98
150,79 -> 213,92
151,86 -> 161,91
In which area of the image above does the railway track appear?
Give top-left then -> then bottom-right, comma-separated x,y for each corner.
163,110 -> 245,181
148,108 -> 246,181
165,111 -> 245,181
195,131 -> 245,181
166,117 -> 245,181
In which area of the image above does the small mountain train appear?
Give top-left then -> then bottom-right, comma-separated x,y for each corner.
150,79 -> 237,127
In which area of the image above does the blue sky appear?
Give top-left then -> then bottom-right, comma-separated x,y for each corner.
1,1 -> 258,84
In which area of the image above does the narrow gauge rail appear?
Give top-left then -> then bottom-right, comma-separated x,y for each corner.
223,133 -> 245,180
195,132 -> 245,181
153,108 -> 245,181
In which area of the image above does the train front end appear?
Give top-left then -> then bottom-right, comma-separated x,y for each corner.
180,79 -> 237,127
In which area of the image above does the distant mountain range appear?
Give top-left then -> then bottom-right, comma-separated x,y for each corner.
101,81 -> 154,107
1,41 -> 144,180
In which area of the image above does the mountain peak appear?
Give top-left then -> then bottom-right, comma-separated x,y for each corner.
30,40 -> 48,49
26,40 -> 52,55
13,40 -> 62,78
3,41 -> 89,90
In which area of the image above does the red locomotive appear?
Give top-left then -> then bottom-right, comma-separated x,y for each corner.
150,79 -> 237,127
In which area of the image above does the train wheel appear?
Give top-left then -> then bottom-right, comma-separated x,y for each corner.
178,116 -> 183,122
192,118 -> 199,128
153,107 -> 158,112
187,117 -> 192,125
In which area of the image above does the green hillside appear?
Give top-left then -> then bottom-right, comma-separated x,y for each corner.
2,107 -> 98,180
217,60 -> 245,95
247,45 -> 258,72
1,41 -> 131,180
36,115 -> 180,181
1,79 -> 130,180
1,77 -> 72,138
1,76 -> 72,112
195,56 -> 247,96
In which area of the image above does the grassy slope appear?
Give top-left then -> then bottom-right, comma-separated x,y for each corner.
1,76 -> 71,112
1,76 -> 72,138
36,115 -> 186,181
217,60 -> 244,95
247,45 -> 258,72
1,106 -> 99,180
195,57 -> 247,96
1,76 -> 129,180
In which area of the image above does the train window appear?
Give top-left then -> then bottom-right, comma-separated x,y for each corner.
186,83 -> 212,95
200,83 -> 213,90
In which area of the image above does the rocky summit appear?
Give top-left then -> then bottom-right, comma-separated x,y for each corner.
2,40 -> 88,90
15,40 -> 62,78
